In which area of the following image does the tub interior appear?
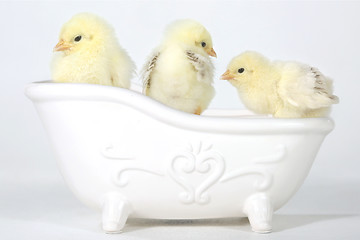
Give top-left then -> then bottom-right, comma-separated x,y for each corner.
35,80 -> 271,119
130,82 -> 269,118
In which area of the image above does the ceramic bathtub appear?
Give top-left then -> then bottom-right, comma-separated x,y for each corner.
25,81 -> 334,233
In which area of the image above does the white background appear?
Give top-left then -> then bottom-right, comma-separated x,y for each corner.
1,1 -> 359,239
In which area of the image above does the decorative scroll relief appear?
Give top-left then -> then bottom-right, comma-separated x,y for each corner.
101,144 -> 134,160
102,144 -> 164,187
220,166 -> 273,191
253,144 -> 286,164
103,142 -> 286,204
168,142 -> 225,205
112,168 -> 164,187
220,144 -> 287,191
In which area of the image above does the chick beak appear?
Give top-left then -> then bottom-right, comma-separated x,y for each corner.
53,39 -> 72,52
220,70 -> 235,80
207,48 -> 217,58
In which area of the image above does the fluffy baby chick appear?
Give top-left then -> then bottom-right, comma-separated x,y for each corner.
51,13 -> 135,88
141,19 -> 216,115
221,51 -> 339,118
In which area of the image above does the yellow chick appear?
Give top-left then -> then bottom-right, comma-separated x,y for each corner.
51,13 -> 135,88
221,51 -> 339,118
141,19 -> 217,115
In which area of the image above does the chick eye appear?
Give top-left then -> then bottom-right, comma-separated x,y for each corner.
201,42 -> 206,47
238,68 -> 245,73
74,35 -> 82,42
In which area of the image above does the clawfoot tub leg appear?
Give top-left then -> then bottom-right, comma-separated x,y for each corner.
102,192 -> 132,233
243,193 -> 273,233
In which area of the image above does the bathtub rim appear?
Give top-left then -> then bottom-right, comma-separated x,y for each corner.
25,81 -> 335,135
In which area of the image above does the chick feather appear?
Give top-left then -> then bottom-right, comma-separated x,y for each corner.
221,51 -> 339,118
51,13 -> 135,88
141,19 -> 216,115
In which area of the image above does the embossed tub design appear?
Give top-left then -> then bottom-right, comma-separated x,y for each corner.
25,82 -> 334,233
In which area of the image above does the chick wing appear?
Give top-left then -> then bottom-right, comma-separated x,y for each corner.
142,50 -> 160,95
186,50 -> 214,84
278,62 -> 339,110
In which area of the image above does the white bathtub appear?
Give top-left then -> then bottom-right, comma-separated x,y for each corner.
25,81 -> 334,233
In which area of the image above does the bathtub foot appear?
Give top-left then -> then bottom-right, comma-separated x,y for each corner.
102,192 -> 132,233
243,193 -> 273,233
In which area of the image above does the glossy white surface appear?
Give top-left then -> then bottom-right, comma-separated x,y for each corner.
25,82 -> 334,233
